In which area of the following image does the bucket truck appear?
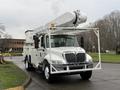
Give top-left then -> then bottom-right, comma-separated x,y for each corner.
23,10 -> 101,82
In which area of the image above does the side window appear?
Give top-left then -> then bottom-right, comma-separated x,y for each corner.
33,35 -> 40,49
46,35 -> 49,48
41,35 -> 45,48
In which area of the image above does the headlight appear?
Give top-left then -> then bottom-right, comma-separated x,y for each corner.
86,54 -> 93,62
51,60 -> 64,64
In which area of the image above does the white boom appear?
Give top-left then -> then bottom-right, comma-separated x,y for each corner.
25,10 -> 88,43
46,10 -> 87,27
34,10 -> 87,34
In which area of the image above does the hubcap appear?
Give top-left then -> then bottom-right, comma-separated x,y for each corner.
26,62 -> 28,68
45,66 -> 49,80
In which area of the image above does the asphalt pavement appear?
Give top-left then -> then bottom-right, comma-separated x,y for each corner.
5,56 -> 120,90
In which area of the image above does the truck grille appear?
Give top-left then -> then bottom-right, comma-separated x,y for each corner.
76,53 -> 85,62
65,53 -> 86,63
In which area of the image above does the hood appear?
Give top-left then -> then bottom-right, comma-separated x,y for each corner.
45,47 -> 86,64
47,47 -> 85,54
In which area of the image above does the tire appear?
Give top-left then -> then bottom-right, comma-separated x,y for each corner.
26,62 -> 32,71
25,55 -> 34,71
44,64 -> 53,82
80,71 -> 92,80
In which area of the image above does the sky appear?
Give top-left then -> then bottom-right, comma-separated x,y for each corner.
0,0 -> 120,39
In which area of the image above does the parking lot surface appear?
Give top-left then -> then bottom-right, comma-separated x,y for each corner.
5,56 -> 120,90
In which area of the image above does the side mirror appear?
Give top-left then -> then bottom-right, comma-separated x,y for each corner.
41,36 -> 45,48
80,37 -> 84,48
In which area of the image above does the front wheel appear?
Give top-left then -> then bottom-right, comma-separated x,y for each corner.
44,65 -> 53,82
80,71 -> 92,80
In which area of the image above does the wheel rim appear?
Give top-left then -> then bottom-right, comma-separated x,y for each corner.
45,66 -> 49,80
26,62 -> 29,69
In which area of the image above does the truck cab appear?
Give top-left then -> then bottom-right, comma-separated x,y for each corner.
23,30 -> 95,82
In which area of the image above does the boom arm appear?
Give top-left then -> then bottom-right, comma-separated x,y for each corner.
46,10 -> 87,27
34,10 -> 87,34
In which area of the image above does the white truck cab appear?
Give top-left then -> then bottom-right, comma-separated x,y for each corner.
23,10 -> 101,82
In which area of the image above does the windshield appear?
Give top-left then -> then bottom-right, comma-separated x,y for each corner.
46,35 -> 79,48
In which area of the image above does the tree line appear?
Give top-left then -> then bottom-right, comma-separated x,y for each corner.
77,10 -> 120,54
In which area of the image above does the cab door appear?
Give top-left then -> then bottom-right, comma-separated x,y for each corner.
39,35 -> 46,63
31,35 -> 41,66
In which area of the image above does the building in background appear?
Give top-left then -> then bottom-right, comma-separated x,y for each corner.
0,39 -> 25,53
0,24 -> 25,53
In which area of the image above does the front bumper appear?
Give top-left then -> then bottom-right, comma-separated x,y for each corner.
50,62 -> 95,74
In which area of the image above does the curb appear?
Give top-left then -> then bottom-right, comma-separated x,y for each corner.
22,71 -> 32,88
6,86 -> 24,90
101,61 -> 120,64
6,68 -> 31,90
94,61 -> 120,64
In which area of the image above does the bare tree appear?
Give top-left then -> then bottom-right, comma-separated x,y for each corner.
77,10 -> 120,53
95,10 -> 120,52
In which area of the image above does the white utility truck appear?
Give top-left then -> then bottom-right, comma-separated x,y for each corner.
23,10 -> 101,82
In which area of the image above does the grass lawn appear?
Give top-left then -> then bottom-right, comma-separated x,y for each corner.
89,53 -> 120,63
0,62 -> 27,90
2,53 -> 22,56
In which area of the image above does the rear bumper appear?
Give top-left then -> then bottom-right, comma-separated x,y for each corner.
50,62 -> 101,74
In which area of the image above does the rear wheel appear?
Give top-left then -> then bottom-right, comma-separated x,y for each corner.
24,55 -> 34,71
80,71 -> 92,80
26,62 -> 33,71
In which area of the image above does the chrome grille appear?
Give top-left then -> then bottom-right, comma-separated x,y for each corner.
65,53 -> 85,63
